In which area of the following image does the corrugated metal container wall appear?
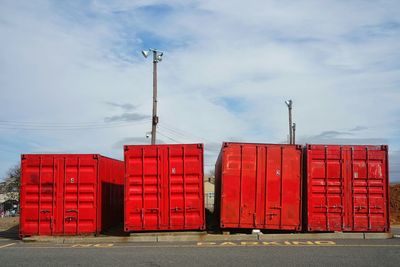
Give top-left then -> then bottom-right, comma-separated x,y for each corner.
99,156 -> 124,231
215,143 -> 302,231
306,145 -> 390,232
19,154 -> 124,238
124,144 -> 205,232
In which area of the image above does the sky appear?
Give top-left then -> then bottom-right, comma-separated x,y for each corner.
0,0 -> 399,182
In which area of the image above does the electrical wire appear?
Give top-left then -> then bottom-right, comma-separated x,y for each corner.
158,124 -> 196,139
157,126 -> 193,142
158,122 -> 212,142
156,131 -> 181,143
0,119 -> 151,131
0,119 -> 129,126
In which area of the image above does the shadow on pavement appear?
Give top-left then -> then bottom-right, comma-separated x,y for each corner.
101,224 -> 129,237
206,209 -> 220,234
0,225 -> 19,240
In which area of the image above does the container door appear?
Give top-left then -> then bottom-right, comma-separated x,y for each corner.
39,157 -> 56,235
125,147 -> 162,230
254,146 -> 267,228
326,147 -> 345,231
166,145 -> 203,229
240,146 -> 258,227
21,156 -> 57,236
264,146 -> 302,230
279,146 -> 301,230
222,144 -> 263,228
220,145 -> 242,227
264,146 -> 283,228
61,156 -> 98,235
142,147 -> 162,229
350,147 -> 388,231
308,146 -> 344,231
21,155 -> 98,236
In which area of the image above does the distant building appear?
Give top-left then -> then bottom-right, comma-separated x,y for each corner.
204,175 -> 215,212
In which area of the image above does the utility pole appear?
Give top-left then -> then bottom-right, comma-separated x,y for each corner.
151,50 -> 158,145
285,100 -> 293,144
142,49 -> 163,145
292,122 -> 296,144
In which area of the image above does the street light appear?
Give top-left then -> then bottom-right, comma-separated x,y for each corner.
285,100 -> 293,144
141,50 -> 149,58
142,48 -> 164,145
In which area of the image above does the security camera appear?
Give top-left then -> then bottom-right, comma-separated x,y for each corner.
146,132 -> 151,138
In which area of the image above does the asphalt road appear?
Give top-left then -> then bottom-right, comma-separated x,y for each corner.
0,238 -> 399,267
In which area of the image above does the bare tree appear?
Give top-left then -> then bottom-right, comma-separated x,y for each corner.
3,164 -> 20,201
207,169 -> 215,177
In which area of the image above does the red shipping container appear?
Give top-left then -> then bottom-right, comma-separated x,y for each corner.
306,145 -> 390,232
20,154 -> 124,238
215,143 -> 302,231
124,144 -> 205,232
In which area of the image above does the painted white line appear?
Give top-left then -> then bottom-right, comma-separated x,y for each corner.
0,243 -> 16,249
393,235 -> 400,238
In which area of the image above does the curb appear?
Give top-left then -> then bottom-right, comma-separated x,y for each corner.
22,232 -> 394,243
363,233 -> 393,239
258,233 -> 364,240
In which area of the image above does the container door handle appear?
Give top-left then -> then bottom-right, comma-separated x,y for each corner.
270,206 -> 281,210
171,207 -> 183,212
316,205 -> 343,209
146,208 -> 159,213
370,205 -> 381,210
65,216 -> 76,222
50,217 -> 54,232
66,209 -> 78,213
355,206 -> 367,211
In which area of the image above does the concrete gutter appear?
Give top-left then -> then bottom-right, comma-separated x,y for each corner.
22,232 -> 394,243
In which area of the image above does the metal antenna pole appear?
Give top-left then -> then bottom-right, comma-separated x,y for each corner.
292,122 -> 296,144
151,50 -> 158,145
287,100 -> 293,144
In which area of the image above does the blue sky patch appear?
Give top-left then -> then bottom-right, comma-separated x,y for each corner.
215,97 -> 248,114
136,4 -> 175,17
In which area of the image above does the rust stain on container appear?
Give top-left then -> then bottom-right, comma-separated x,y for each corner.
19,154 -> 124,238
124,144 -> 205,232
215,143 -> 302,231
305,145 -> 390,232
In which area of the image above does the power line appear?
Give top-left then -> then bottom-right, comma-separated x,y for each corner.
0,120 -> 150,131
0,119 -> 150,126
0,119 -> 128,126
158,122 -> 214,143
157,125 -> 195,142
156,131 -> 181,143
158,123 -> 197,139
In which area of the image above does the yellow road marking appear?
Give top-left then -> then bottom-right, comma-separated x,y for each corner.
72,243 -> 114,248
72,244 -> 93,248
0,243 -> 16,249
205,244 -> 400,248
6,244 -> 400,249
